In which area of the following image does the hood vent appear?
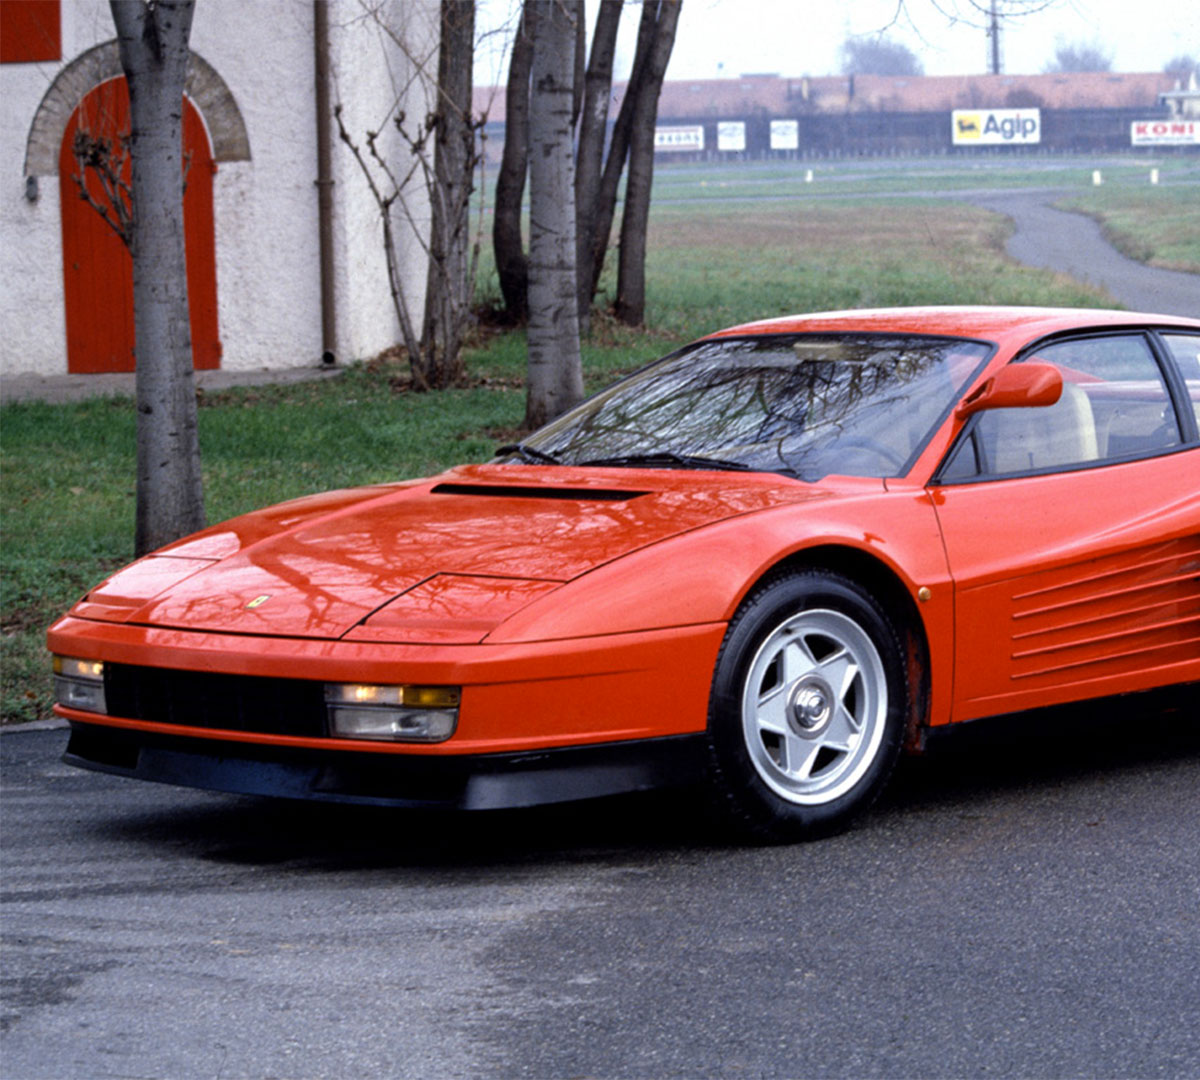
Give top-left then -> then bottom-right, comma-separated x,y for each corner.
431,482 -> 648,502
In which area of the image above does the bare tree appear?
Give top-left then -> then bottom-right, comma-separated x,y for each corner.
493,0 -> 535,321
840,36 -> 924,76
1043,38 -> 1113,73
581,0 -> 664,309
869,1 -> 1058,76
613,0 -> 680,327
573,0 -> 622,331
104,0 -> 205,556
525,0 -> 583,429
336,0 -> 484,390
421,0 -> 480,387
1164,54 -> 1199,83
494,0 -> 682,330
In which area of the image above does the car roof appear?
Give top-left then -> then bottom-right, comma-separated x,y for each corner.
705,306 -> 1200,346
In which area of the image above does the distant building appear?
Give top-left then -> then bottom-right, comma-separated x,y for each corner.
1160,71 -> 1200,117
1,0 -> 436,379
651,71 -> 1178,117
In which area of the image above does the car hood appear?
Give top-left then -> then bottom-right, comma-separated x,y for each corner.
73,464 -> 835,643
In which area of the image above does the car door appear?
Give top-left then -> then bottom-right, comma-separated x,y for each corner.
930,330 -> 1200,722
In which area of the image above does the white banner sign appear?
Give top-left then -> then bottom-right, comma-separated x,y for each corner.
717,122 -> 746,152
654,125 -> 704,152
770,119 -> 799,150
1131,119 -> 1199,145
952,108 -> 1041,145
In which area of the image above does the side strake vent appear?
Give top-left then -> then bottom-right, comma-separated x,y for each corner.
430,483 -> 648,502
1008,533 -> 1200,684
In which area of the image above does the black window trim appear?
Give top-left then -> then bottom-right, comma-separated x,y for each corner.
1149,328 -> 1200,445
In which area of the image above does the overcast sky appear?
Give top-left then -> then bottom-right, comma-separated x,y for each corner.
475,0 -> 1200,86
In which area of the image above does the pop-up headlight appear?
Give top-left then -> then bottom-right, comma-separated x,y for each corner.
52,656 -> 107,715
324,683 -> 460,743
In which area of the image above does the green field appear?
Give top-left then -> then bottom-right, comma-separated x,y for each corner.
4,156 -> 1198,723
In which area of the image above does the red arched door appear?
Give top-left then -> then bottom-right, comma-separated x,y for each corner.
59,77 -> 220,373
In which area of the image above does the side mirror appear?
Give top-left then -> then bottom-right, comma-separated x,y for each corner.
954,362 -> 1064,421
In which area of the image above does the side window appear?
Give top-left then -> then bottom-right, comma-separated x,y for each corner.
943,334 -> 1182,480
1161,334 -> 1200,440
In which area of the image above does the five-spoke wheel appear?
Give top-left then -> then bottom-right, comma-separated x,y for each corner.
707,570 -> 908,841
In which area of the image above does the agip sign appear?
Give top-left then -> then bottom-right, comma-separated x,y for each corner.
1131,120 -> 1199,146
952,109 -> 1041,146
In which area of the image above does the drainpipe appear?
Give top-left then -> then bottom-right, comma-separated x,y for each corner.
314,0 -> 337,366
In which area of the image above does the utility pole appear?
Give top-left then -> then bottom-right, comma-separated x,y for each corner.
989,0 -> 1001,74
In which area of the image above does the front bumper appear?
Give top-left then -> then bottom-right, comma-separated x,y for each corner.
64,720 -> 709,809
48,616 -> 726,755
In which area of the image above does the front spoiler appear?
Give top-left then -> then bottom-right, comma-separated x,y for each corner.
64,721 -> 709,810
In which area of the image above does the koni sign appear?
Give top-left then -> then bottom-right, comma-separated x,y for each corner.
952,108 -> 1041,146
1131,120 -> 1199,146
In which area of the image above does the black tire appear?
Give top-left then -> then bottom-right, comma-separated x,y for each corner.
706,569 -> 908,842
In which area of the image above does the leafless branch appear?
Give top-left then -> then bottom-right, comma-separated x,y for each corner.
71,128 -> 134,246
334,103 -> 424,381
334,0 -> 488,391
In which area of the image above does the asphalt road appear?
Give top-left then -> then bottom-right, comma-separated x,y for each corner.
965,190 -> 1200,317
3,691 -> 1199,1079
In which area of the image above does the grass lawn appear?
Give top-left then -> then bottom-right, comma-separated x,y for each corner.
0,176 -> 1188,723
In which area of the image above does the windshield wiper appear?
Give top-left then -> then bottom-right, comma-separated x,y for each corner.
577,451 -> 752,472
495,442 -> 563,465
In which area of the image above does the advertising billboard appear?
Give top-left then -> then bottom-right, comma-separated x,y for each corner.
952,109 -> 1041,145
717,121 -> 746,152
1131,119 -> 1199,146
770,119 -> 799,151
654,125 -> 705,152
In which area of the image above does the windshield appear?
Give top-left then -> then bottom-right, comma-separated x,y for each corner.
503,334 -> 991,481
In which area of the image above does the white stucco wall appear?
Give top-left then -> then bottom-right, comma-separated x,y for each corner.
191,0 -> 324,372
0,20 -> 73,378
0,0 -> 434,378
328,0 -> 437,363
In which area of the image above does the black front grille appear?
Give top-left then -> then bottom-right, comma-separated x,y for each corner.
104,664 -> 327,738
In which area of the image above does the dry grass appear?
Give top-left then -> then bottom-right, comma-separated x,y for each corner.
633,197 -> 1111,337
647,198 -> 1000,253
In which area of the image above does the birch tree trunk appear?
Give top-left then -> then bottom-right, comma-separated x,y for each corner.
111,0 -> 205,556
525,0 -> 583,429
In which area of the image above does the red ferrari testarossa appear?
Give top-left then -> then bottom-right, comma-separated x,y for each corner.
49,307 -> 1200,839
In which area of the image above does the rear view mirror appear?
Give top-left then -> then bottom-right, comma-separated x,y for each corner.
954,362 -> 1063,421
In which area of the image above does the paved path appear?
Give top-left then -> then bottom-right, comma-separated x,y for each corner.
965,189 -> 1199,317
3,693 -> 1199,1079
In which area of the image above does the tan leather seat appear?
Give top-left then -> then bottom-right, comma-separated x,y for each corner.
989,381 -> 1098,473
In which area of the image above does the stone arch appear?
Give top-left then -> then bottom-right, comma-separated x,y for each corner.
23,39 -> 250,176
